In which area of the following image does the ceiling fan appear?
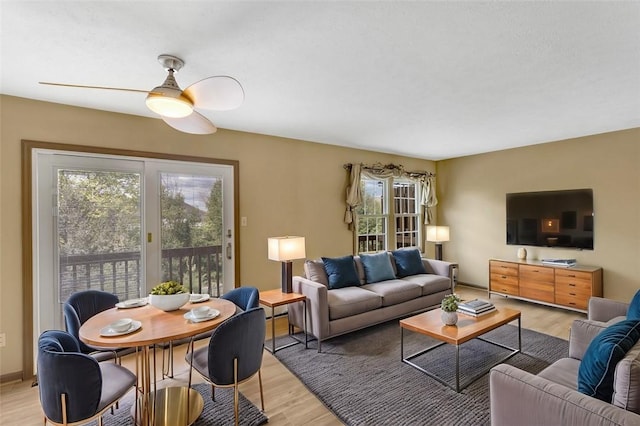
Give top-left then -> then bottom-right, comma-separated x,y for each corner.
39,54 -> 244,135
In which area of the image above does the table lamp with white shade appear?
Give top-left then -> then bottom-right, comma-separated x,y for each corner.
426,226 -> 450,261
268,236 -> 306,293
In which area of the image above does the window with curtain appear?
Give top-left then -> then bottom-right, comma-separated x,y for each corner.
355,177 -> 421,253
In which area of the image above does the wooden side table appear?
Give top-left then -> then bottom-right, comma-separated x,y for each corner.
259,289 -> 308,354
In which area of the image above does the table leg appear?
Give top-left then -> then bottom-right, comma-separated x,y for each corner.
303,299 -> 308,349
132,343 -> 203,426
518,316 -> 522,352
271,305 -> 276,354
455,345 -> 460,393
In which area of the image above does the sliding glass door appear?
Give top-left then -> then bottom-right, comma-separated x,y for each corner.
33,151 -> 235,336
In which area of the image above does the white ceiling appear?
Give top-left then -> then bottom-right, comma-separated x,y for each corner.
1,1 -> 639,160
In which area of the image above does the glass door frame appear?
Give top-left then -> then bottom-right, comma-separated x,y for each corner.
21,140 -> 240,377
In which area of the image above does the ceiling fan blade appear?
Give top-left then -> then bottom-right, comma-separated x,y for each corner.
184,76 -> 244,111
39,81 -> 153,94
161,111 -> 217,135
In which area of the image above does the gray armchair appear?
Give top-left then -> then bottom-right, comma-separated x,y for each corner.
490,297 -> 640,426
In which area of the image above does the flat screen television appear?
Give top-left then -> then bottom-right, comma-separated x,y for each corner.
506,189 -> 594,250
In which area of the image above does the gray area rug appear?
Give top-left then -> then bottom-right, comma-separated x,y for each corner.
274,319 -> 568,426
93,383 -> 268,426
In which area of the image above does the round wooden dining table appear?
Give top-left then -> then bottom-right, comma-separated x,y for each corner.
80,297 -> 236,426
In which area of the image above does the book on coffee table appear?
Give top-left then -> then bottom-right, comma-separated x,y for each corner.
457,305 -> 496,317
458,299 -> 494,314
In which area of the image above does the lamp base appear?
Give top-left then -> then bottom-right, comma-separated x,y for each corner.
435,243 -> 443,261
281,261 -> 293,293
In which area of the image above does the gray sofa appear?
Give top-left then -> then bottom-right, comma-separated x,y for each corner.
490,297 -> 640,425
289,254 -> 456,351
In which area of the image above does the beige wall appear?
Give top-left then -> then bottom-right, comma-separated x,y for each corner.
437,128 -> 640,302
0,95 -> 435,377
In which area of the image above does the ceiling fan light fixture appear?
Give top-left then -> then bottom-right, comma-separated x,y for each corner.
145,92 -> 194,118
145,66 -> 194,118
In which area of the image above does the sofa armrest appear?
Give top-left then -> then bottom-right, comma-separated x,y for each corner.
569,319 -> 608,360
589,297 -> 629,322
422,259 -> 457,291
490,364 -> 640,426
290,276 -> 330,341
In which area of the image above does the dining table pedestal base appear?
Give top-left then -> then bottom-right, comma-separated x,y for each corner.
133,386 -> 204,426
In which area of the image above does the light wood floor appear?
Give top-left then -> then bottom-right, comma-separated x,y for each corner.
0,285 -> 583,426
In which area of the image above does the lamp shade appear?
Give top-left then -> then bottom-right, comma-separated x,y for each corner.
426,226 -> 450,242
268,236 -> 306,261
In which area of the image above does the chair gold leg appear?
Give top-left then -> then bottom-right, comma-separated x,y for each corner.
61,393 -> 67,425
234,358 -> 239,426
211,384 -> 215,401
258,369 -> 264,411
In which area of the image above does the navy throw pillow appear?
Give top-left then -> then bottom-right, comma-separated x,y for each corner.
392,248 -> 426,278
360,252 -> 396,283
578,319 -> 640,402
627,290 -> 640,320
322,255 -> 361,289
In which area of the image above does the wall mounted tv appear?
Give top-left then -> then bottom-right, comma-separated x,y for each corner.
506,189 -> 594,250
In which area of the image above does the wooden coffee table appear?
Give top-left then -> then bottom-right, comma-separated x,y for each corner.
399,307 -> 521,392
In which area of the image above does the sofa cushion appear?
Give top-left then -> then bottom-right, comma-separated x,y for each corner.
304,260 -> 329,287
392,248 -> 426,278
627,290 -> 640,320
361,280 -> 422,307
401,274 -> 451,296
322,255 -> 361,289
327,287 -> 383,320
538,357 -> 581,390
612,341 -> 640,414
360,252 -> 396,284
578,319 -> 640,402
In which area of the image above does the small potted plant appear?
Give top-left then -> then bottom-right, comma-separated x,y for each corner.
149,281 -> 190,311
440,293 -> 461,326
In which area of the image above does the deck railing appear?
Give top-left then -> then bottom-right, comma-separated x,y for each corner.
59,245 -> 223,302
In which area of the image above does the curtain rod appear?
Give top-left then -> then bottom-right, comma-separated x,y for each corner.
343,162 -> 435,178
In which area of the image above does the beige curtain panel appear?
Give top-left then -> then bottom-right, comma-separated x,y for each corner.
343,163 -> 436,227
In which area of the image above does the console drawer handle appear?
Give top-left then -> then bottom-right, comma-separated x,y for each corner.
570,293 -> 576,296
568,274 -> 576,277
569,283 -> 576,287
501,275 -> 507,279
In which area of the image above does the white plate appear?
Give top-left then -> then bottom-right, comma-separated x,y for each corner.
189,294 -> 211,303
184,308 -> 220,323
115,298 -> 148,309
100,320 -> 142,336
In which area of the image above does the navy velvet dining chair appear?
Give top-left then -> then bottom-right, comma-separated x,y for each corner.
185,307 -> 266,426
163,286 -> 260,378
37,330 -> 136,426
63,290 -> 133,362
221,286 -> 260,311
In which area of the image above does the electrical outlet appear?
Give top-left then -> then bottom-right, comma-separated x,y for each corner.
0,333 -> 6,347
241,217 -> 247,226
